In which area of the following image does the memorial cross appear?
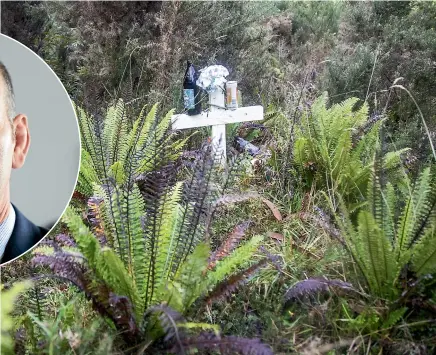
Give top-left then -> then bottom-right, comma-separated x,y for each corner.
171,87 -> 263,163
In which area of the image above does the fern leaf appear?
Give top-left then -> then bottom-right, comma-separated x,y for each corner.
62,206 -> 142,317
331,130 -> 352,184
76,104 -> 107,181
92,184 -> 117,250
62,207 -> 100,269
87,197 -> 108,246
284,277 -> 354,302
207,236 -> 263,291
1,281 -> 32,355
208,221 -> 251,270
145,305 -> 186,344
77,149 -> 100,197
96,248 -> 141,319
396,167 -> 432,254
125,185 -> 147,304
206,259 -> 267,303
109,161 -> 126,185
155,182 -> 184,286
409,168 -> 436,246
355,211 -> 398,297
382,307 -> 407,329
170,243 -> 209,311
411,226 -> 436,276
103,99 -> 129,166
170,146 -> 221,276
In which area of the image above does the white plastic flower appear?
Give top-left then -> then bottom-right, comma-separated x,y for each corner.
196,65 -> 229,93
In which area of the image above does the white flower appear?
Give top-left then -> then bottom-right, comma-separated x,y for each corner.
196,65 -> 229,93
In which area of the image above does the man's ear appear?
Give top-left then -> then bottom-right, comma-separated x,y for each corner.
12,114 -> 30,169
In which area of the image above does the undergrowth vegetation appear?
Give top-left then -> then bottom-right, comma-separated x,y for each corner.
2,1 -> 436,354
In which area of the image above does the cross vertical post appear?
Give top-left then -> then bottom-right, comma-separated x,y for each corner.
209,87 -> 226,164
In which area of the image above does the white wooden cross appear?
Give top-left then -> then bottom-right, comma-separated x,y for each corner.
171,87 -> 263,164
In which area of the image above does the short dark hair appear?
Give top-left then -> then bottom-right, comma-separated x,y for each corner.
0,61 -> 15,120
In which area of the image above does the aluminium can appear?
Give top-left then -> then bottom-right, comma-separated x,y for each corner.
226,81 -> 238,110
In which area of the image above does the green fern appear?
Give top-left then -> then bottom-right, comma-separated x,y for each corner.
336,166 -> 436,299
32,99 -> 267,349
1,281 -> 32,355
293,93 -> 409,204
76,100 -> 184,198
411,225 -> 436,276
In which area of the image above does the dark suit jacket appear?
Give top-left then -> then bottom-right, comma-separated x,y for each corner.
1,205 -> 48,264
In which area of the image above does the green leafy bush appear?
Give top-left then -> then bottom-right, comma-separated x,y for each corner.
335,166 -> 436,299
1,281 -> 32,355
29,100 -> 271,353
293,93 -> 408,206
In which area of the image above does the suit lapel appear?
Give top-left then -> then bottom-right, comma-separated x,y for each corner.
1,205 -> 42,263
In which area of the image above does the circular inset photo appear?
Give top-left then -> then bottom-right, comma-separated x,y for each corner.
0,34 -> 80,265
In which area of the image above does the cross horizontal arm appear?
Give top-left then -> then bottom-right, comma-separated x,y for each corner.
171,105 -> 263,130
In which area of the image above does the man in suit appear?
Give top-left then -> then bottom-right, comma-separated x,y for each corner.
0,61 -> 47,264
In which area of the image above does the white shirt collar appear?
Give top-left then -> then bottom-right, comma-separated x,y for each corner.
0,204 -> 16,259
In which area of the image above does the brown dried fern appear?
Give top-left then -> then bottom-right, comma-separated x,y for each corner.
206,259 -> 268,304
207,221 -> 252,270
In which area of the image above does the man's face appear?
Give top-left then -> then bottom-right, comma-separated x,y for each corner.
0,76 -> 14,195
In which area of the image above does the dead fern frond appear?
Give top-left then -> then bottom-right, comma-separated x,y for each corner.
206,259 -> 268,303
284,277 -> 354,303
207,221 -> 252,270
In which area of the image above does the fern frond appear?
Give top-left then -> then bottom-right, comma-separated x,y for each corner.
26,280 -> 49,323
411,226 -> 436,276
62,206 -> 142,318
76,103 -> 107,181
206,236 -> 263,291
1,281 -> 33,355
107,185 -> 130,267
135,107 -> 176,175
92,184 -> 117,250
155,182 -> 184,285
169,243 -> 209,311
354,211 -> 398,298
145,305 -> 186,344
206,259 -> 268,304
87,196 -> 108,246
284,277 -> 354,302
97,248 -> 142,320
125,185 -> 147,304
170,145 -> 221,276
382,307 -> 407,329
108,293 -> 138,335
32,252 -> 139,340
408,168 -> 436,246
103,99 -> 129,166
62,207 -> 100,269
54,234 -> 77,248
396,167 -> 433,254
208,221 -> 251,270
77,149 -> 100,197
31,253 -> 89,293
